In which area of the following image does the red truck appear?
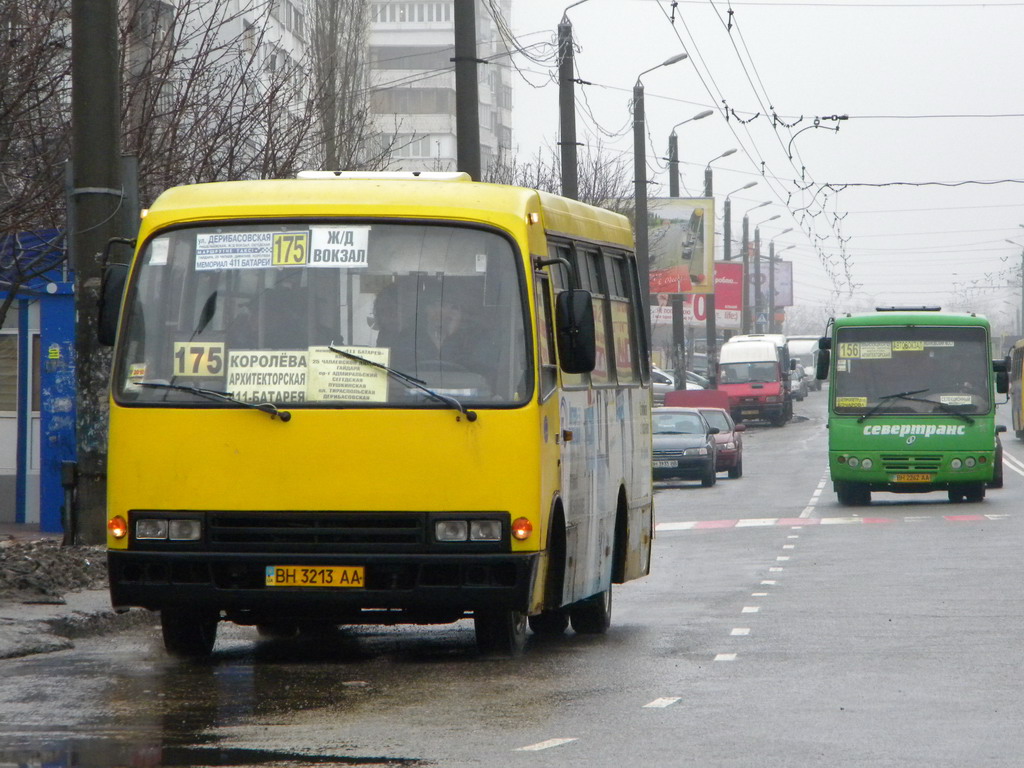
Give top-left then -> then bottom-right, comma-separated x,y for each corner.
715,339 -> 792,426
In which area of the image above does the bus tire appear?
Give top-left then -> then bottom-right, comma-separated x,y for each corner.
474,610 -> 527,657
988,443 -> 1004,488
528,609 -> 569,636
964,483 -> 986,503
837,482 -> 869,506
161,608 -> 218,659
569,587 -> 612,635
256,623 -> 298,639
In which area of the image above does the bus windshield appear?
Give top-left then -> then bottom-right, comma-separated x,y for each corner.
113,221 -> 530,408
833,325 -> 990,414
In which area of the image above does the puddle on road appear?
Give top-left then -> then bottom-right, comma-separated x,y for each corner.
0,741 -> 423,767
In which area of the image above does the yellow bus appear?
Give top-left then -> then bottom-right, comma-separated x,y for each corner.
100,172 -> 653,657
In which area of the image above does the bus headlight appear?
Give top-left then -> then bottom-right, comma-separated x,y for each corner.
861,458 -> 873,470
951,458 -> 963,469
848,457 -> 860,468
965,457 -> 977,468
470,520 -> 502,542
435,520 -> 469,541
136,519 -> 169,540
168,519 -> 202,541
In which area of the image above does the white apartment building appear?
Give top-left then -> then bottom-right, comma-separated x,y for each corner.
368,0 -> 513,175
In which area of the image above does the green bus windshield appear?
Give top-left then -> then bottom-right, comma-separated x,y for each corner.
833,325 -> 990,415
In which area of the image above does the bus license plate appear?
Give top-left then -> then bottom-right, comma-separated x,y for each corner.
265,566 -> 365,588
893,473 -> 933,483
653,460 -> 678,468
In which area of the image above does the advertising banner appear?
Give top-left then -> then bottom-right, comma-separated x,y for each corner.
647,197 -> 715,295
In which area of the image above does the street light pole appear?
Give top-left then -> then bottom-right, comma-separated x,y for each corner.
557,1 -> 591,199
741,202 -> 770,333
633,52 -> 689,339
667,109 -> 713,198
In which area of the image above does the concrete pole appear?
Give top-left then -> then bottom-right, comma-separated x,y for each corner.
741,215 -> 750,333
558,20 -> 578,200
768,241 -> 776,333
453,0 -> 481,180
754,227 -> 763,332
668,133 -> 679,198
704,169 -> 717,387
633,82 -> 651,335
70,0 -> 122,543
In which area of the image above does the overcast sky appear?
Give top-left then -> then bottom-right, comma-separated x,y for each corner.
502,0 -> 1024,336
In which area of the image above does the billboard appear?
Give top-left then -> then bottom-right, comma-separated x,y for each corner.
647,197 -> 715,295
748,259 -> 793,309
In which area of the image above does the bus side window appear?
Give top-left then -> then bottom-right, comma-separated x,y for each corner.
606,253 -> 637,385
581,248 -> 610,386
535,274 -> 558,400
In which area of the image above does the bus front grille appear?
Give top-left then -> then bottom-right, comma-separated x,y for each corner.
879,454 -> 942,473
207,512 -> 426,552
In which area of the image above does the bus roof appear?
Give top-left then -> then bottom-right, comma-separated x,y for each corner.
833,311 -> 990,329
141,176 -> 634,251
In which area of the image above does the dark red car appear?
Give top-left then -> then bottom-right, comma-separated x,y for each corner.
698,406 -> 745,478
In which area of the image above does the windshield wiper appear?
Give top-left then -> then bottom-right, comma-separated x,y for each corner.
857,389 -> 930,423
898,393 -> 975,425
135,382 -> 292,422
327,344 -> 477,423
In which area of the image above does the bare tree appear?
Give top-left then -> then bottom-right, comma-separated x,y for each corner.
486,138 -> 634,215
305,0 -> 395,171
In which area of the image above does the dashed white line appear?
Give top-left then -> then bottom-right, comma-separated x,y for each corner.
742,606 -> 760,613
777,556 -> 790,562
761,580 -> 777,585
751,592 -> 768,597
731,627 -> 751,636
782,544 -> 795,549
516,738 -> 577,752
714,653 -> 737,661
643,697 -> 682,708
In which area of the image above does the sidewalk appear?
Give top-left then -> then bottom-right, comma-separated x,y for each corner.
0,522 -> 156,660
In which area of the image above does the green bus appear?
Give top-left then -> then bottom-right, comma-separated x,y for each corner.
816,308 -> 1008,505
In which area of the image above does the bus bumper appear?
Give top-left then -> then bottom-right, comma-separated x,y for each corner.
108,550 -> 541,624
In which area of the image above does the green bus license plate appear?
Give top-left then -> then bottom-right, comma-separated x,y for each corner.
265,566 -> 365,588
893,473 -> 933,483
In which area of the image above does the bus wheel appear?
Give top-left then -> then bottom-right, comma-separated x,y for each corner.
837,482 -> 869,506
528,609 -> 570,636
964,483 -> 986,503
570,587 -> 612,635
474,610 -> 527,656
161,608 -> 218,659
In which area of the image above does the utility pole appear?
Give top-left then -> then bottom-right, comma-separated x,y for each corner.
667,138 -> 685,392
741,215 -> 750,333
754,226 -> 762,332
703,169 -> 718,388
453,0 -> 481,180
70,0 -> 122,543
557,17 -> 578,200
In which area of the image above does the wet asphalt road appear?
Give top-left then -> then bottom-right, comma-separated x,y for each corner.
2,392 -> 1023,767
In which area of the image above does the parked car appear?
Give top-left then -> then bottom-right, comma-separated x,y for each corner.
790,362 -> 809,401
698,406 -> 745,479
652,365 -> 704,406
652,407 -> 719,486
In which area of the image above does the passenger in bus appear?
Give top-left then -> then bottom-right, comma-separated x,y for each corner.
371,282 -> 404,350
393,287 -> 492,379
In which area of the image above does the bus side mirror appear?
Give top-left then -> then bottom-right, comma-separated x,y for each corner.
818,336 -> 831,351
789,358 -> 797,371
993,357 -> 1009,374
555,289 -> 596,374
815,349 -> 830,381
996,371 -> 1009,394
98,262 -> 129,347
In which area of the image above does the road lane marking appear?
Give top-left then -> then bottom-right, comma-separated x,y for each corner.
656,515 -> 1009,533
516,738 -> 577,751
751,592 -> 768,597
643,697 -> 682,708
714,653 -> 737,661
761,580 -> 777,585
731,628 -> 751,636
742,606 -> 760,613
783,544 -> 795,549
777,556 -> 790,561
1002,451 -> 1024,477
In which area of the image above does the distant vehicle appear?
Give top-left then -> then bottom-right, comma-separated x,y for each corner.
652,365 -> 704,406
687,370 -> 711,389
787,336 -> 822,391
652,407 -> 719,487
698,406 -> 745,478
717,339 -> 793,426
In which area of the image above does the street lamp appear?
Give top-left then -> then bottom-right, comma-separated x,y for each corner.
633,52 -> 690,334
723,182 -> 757,262
667,109 -> 714,198
752,215 -> 781,332
703,148 -> 736,197
741,201 -> 771,332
